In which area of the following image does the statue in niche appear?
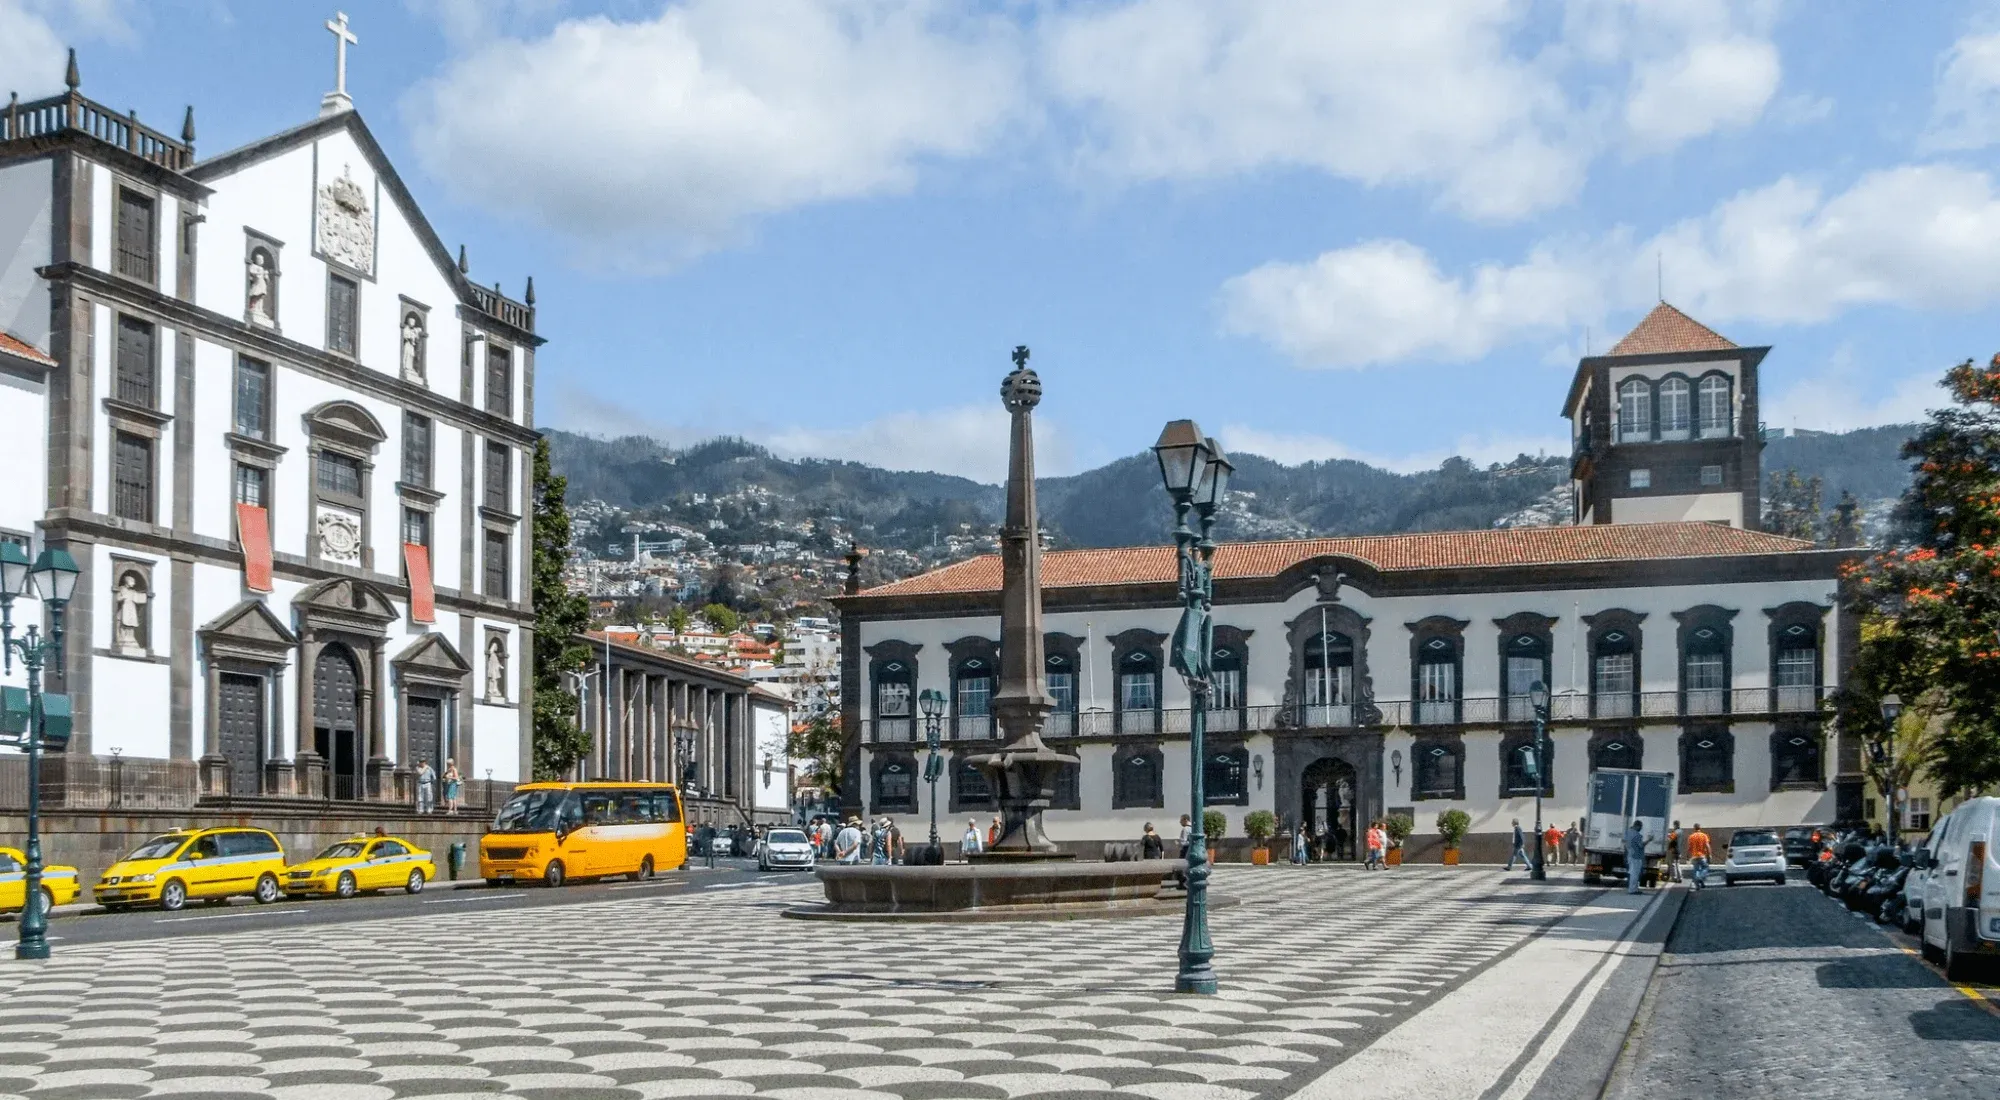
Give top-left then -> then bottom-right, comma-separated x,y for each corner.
485,636 -> 507,702
400,312 -> 426,382
112,571 -> 148,653
246,249 -> 275,326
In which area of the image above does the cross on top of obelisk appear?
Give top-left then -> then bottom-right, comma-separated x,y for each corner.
320,11 -> 358,116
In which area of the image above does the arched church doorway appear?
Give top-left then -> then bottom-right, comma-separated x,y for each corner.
314,644 -> 362,800
1300,757 -> 1358,861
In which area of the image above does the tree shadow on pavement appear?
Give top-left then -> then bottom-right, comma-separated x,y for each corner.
1909,997 -> 2000,1042
1817,954 -> 1939,990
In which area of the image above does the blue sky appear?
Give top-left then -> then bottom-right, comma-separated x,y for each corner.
7,1 -> 2000,482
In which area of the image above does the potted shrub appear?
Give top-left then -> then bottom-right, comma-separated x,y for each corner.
1244,810 -> 1277,865
1203,809 -> 1228,860
1437,809 -> 1472,865
1384,813 -> 1414,867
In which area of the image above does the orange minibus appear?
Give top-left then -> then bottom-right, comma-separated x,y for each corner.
479,781 -> 686,887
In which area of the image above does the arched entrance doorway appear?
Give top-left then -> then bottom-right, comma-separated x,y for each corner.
1301,757 -> 1359,861
314,644 -> 362,800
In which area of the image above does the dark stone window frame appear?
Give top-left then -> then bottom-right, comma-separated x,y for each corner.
948,751 -> 996,814
1052,760 -> 1082,811
110,429 -> 156,525
1281,592 -> 1372,723
303,400 -> 386,572
1202,742 -> 1250,807
1679,726 -> 1735,794
1409,732 -> 1466,801
1584,609 -> 1646,719
1588,727 -> 1645,772
485,339 -> 514,419
1769,722 -> 1827,792
865,640 -> 921,736
1616,370 -> 1704,443
113,178 -> 160,287
1108,628 -> 1166,734
482,440 -> 512,513
869,751 -> 920,815
1695,369 -> 1735,439
480,526 -> 511,601
1209,624 -> 1252,719
1495,612 -> 1557,722
944,636 -> 1000,741
325,270 -> 361,358
401,412 -> 434,491
113,311 -> 158,410
1408,616 -> 1469,725
1498,728 -> 1554,798
1674,605 -> 1738,715
1111,742 -> 1165,809
1765,601 -> 1828,708
1044,632 -> 1084,732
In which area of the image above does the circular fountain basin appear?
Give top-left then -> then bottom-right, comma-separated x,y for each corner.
783,859 -> 1230,922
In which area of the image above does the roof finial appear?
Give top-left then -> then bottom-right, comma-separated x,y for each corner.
456,244 -> 468,274
180,105 -> 195,146
524,276 -> 535,305
64,48 -> 79,92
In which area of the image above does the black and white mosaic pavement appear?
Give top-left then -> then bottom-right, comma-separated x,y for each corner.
0,868 -> 1600,1100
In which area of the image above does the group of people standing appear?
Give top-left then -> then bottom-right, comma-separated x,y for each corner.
411,758 -> 463,816
808,816 -> 906,864
1506,819 -> 1587,869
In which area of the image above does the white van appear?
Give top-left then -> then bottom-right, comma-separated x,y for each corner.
1918,796 -> 2000,981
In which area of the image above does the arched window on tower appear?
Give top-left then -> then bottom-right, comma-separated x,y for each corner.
1618,378 -> 1652,442
1658,377 -> 1691,440
1698,375 -> 1733,438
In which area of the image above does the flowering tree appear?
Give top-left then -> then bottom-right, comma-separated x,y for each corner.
1847,356 -> 2000,798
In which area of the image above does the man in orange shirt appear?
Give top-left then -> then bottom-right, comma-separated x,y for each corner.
1686,823 -> 1713,889
1544,823 -> 1564,866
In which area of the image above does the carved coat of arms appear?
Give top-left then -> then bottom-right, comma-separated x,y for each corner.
317,510 -> 363,565
316,166 -> 374,272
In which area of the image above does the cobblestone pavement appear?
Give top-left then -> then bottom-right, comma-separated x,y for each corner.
1606,879 -> 2000,1100
0,867 -> 1599,1100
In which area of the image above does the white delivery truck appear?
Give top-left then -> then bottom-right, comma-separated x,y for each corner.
1917,795 -> 2000,981
1582,768 -> 1674,887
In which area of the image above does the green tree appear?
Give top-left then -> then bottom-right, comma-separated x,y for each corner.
701,602 -> 741,635
1764,468 -> 1825,542
666,604 -> 692,635
787,710 -> 844,796
1850,355 -> 2000,797
530,437 -> 593,780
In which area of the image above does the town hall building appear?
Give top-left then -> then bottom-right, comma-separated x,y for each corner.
837,304 -> 1862,859
0,28 -> 537,815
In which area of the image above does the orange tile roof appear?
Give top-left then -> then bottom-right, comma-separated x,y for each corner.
0,332 -> 55,368
853,522 -> 1820,599
1606,302 -> 1737,357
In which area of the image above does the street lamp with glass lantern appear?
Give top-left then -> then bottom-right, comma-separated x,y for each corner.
1878,693 -> 1903,841
0,546 -> 80,961
1527,680 -> 1551,882
919,688 -> 946,864
1154,419 -> 1232,995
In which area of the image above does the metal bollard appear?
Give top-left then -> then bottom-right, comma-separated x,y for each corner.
448,841 -> 466,881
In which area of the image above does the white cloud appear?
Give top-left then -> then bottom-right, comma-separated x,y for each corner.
1218,423 -> 1567,474
0,2 -> 73,98
1224,163 -> 2000,368
1762,346 -> 1944,434
765,404 -> 1081,483
1926,29 -> 2000,150
404,0 -> 1023,265
1623,34 -> 1779,151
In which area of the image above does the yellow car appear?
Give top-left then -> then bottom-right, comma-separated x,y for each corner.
282,835 -> 435,899
93,827 -> 285,912
0,846 -> 80,916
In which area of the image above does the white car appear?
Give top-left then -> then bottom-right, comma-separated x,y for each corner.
759,828 -> 817,872
1905,824 -> 1941,933
1918,796 -> 2000,981
1722,828 -> 1788,886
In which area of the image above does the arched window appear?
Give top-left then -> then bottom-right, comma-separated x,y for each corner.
1046,652 -> 1076,729
1591,732 -> 1643,771
954,656 -> 995,740
1681,729 -> 1734,792
950,753 -> 995,813
1698,375 -> 1732,437
1592,629 -> 1637,719
1503,631 -> 1550,722
873,658 -> 913,740
1412,737 -> 1462,800
1204,746 -> 1250,805
1210,643 -> 1245,731
1113,746 -> 1164,809
1117,649 -> 1160,734
1414,635 -> 1459,725
1773,623 -> 1818,712
1682,625 -> 1729,716
1618,378 -> 1652,442
1302,631 -> 1355,726
1658,377 -> 1691,440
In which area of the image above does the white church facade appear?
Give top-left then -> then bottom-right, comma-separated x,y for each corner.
838,305 -> 1863,859
0,38 -> 537,807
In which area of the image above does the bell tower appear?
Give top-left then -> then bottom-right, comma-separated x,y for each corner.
1562,302 -> 1767,528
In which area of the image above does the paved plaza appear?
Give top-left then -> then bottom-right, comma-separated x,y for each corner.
0,867 -> 1616,1100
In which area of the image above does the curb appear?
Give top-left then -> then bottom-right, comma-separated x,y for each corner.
1575,885 -> 1690,1100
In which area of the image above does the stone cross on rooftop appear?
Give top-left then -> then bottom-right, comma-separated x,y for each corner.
321,11 -> 358,116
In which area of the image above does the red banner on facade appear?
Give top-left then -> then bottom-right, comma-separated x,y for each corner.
404,543 -> 435,623
235,504 -> 272,592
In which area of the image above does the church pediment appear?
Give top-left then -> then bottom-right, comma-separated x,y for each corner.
393,632 -> 471,687
199,599 -> 299,661
303,400 -> 386,451
294,577 -> 398,630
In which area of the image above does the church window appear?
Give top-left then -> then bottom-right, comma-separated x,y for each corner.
483,442 -> 510,511
115,187 -> 156,283
233,357 -> 270,439
317,452 -> 363,500
233,463 -> 267,508
326,273 -> 359,356
1700,464 -> 1723,486
485,343 -> 512,418
1629,468 -> 1651,489
1617,378 -> 1652,442
1658,377 -> 1691,440
402,414 -> 432,488
1698,375 -> 1732,437
114,315 -> 155,408
483,529 -> 510,599
112,432 -> 154,523
401,506 -> 431,550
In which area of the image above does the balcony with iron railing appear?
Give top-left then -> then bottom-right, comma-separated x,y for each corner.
858,686 -> 1829,744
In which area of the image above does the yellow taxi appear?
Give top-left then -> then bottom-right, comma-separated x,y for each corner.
0,846 -> 80,916
282,835 -> 434,899
93,826 -> 286,912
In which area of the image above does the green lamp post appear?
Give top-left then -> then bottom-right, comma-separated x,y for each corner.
919,687 -> 946,864
0,544 -> 81,961
1154,419 -> 1232,996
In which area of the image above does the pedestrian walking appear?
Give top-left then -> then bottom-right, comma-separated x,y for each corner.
887,819 -> 905,864
870,818 -> 890,865
1290,821 -> 1309,865
1687,823 -> 1713,889
1365,820 -> 1387,870
960,818 -> 983,859
700,823 -> 718,869
415,758 -> 436,815
1141,822 -> 1166,860
1564,821 -> 1581,864
1543,823 -> 1563,866
1506,819 -> 1529,870
1624,818 -> 1647,894
442,759 -> 462,815
1175,814 -> 1192,889
1665,820 -> 1683,883
836,818 -> 863,864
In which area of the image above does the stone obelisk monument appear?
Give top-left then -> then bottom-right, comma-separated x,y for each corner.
968,346 -> 1079,860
